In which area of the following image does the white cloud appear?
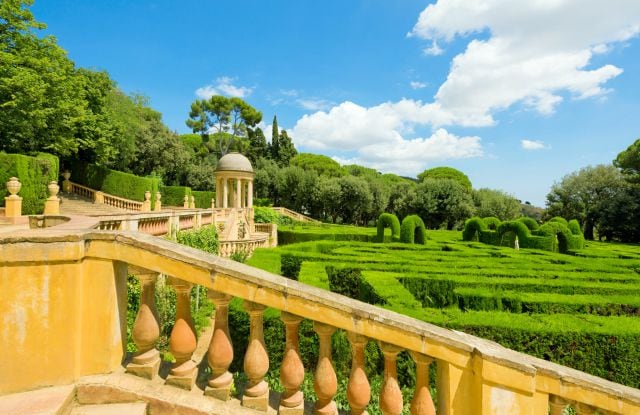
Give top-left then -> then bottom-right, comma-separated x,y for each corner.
423,40 -> 444,56
410,0 -> 640,124
521,139 -> 549,151
410,81 -> 428,90
296,98 -> 334,111
195,76 -> 253,99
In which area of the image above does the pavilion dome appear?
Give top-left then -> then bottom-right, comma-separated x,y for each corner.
216,152 -> 253,173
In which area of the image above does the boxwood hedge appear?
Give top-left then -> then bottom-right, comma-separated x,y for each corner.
375,213 -> 401,242
0,152 -> 59,214
400,215 -> 427,244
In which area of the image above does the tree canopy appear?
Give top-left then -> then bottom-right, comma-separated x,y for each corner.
417,167 -> 472,190
614,138 -> 640,183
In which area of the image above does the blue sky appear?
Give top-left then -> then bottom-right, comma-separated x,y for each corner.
33,0 -> 640,206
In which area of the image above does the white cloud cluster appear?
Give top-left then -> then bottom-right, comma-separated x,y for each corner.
195,76 -> 253,99
410,81 -> 427,90
521,139 -> 549,151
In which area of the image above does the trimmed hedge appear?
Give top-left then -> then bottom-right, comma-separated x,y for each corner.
497,220 -> 531,247
281,254 -> 302,280
161,186 -> 191,207
192,190 -> 215,209
568,219 -> 582,235
518,216 -> 539,231
325,265 -> 385,305
483,216 -> 500,230
0,152 -> 59,214
375,213 -> 401,243
68,161 -> 159,209
400,215 -> 427,244
549,216 -> 569,227
462,217 -> 487,241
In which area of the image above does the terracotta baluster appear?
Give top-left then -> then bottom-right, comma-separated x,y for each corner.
347,332 -> 370,415
166,277 -> 197,390
549,396 -> 569,415
379,342 -> 403,415
205,292 -> 234,401
314,322 -> 338,415
126,272 -> 160,379
409,352 -> 435,415
243,301 -> 269,411
279,312 -> 305,414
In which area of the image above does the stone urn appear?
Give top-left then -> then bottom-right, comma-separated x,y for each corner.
48,181 -> 60,198
6,177 -> 21,197
61,171 -> 71,181
145,190 -> 151,201
156,192 -> 161,202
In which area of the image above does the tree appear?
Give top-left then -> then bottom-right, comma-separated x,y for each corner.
275,129 -> 297,166
414,178 -> 474,229
614,138 -> 640,183
545,165 -> 627,239
338,175 -> 373,225
270,115 -> 280,160
472,188 -> 521,220
246,127 -> 268,164
309,176 -> 342,222
186,95 -> 262,156
290,153 -> 344,177
386,179 -> 417,220
417,167 -> 472,191
596,184 -> 640,242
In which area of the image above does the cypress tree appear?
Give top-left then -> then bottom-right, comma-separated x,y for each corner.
271,115 -> 280,160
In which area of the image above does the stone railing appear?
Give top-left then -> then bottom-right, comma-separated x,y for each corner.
272,206 -> 319,223
254,222 -> 278,248
67,181 -> 144,211
218,235 -> 269,257
1,229 -> 638,414
68,181 -> 96,200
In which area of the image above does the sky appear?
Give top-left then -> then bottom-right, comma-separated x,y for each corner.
32,0 -> 640,206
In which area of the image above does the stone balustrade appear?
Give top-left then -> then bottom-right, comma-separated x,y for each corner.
1,229 -> 638,414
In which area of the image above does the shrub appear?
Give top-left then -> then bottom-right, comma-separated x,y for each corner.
161,186 -> 192,207
462,217 -> 488,241
281,254 -> 302,280
176,225 -> 219,254
192,190 -> 215,209
400,215 -> 427,244
254,207 -> 281,224
549,216 -> 569,227
482,217 -> 501,230
518,216 -> 539,231
0,152 -> 59,214
375,213 -> 401,242
568,219 -> 582,235
497,220 -> 531,247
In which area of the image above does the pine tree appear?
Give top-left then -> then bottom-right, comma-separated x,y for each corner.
270,115 -> 280,160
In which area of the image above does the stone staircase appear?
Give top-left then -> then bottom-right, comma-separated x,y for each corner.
59,193 -> 129,217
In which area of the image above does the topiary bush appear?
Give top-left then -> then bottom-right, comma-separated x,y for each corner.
462,217 -> 488,241
497,220 -> 531,248
176,225 -> 219,254
482,217 -> 501,230
568,219 -> 582,235
517,216 -> 539,231
549,216 -> 569,227
192,190 -> 215,209
375,213 -> 401,242
0,152 -> 59,214
281,253 -> 302,280
400,215 -> 427,244
161,186 -> 192,207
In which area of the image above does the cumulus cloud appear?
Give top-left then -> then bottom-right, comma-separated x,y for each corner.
296,98 -> 334,111
195,76 -> 253,99
521,139 -> 549,151
410,81 -> 428,90
409,0 -> 640,124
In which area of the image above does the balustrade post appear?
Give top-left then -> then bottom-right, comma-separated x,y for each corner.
379,342 -> 403,415
94,191 -> 104,204
166,277 -> 197,390
195,212 -> 202,229
549,396 -> 569,415
43,181 -> 60,215
154,192 -> 162,212
126,272 -> 160,379
5,177 -> 22,218
61,170 -> 71,193
242,301 -> 270,411
314,322 -> 338,415
409,352 -> 435,415
190,195 -> 195,209
142,190 -> 151,212
347,332 -> 370,415
205,292 -> 234,401
279,312 -> 305,415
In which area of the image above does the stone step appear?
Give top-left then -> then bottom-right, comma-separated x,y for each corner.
70,403 -> 147,415
59,193 -> 129,216
0,384 -> 75,415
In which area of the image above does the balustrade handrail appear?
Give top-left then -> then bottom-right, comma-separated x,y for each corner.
102,192 -> 143,210
68,181 -> 96,197
272,207 -> 319,223
67,180 -> 143,211
1,229 -> 638,413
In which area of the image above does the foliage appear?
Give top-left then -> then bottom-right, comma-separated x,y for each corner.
338,175 -> 373,225
517,217 -> 539,231
417,167 -> 472,190
160,186 -> 191,207
400,215 -> 427,244
614,138 -> 640,183
275,130 -> 297,167
472,188 -> 521,220
281,253 -> 302,280
192,190 -> 215,209
290,153 -> 344,177
176,225 -> 219,255
483,216 -> 501,230
461,217 -> 487,241
375,213 -> 401,243
414,178 -> 474,230
0,152 -> 58,214
230,251 -> 249,263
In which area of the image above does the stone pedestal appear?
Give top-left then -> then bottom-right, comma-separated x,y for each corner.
4,196 -> 22,218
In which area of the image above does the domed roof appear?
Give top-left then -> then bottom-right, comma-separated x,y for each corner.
216,152 -> 254,173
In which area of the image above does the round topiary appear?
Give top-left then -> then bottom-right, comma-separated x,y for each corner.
375,213 -> 401,242
536,222 -> 573,253
517,216 -> 539,231
548,216 -> 569,227
497,220 -> 531,248
400,215 -> 427,244
462,217 -> 488,241
567,219 -> 583,236
482,217 -> 501,230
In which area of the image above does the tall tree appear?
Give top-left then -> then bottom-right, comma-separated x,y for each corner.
472,188 -> 521,220
270,115 -> 280,160
246,127 -> 268,164
614,138 -> 640,183
414,178 -> 474,230
276,129 -> 297,166
418,167 -> 472,191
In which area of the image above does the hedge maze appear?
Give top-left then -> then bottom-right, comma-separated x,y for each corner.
248,226 -> 640,388
463,216 -> 585,253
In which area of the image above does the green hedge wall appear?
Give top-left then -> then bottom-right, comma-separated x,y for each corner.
517,216 -> 539,231
68,161 -> 159,209
0,152 -> 59,214
278,230 -> 372,245
462,217 -> 487,241
375,213 -> 401,242
400,215 -> 427,244
161,186 -> 191,207
192,190 -> 215,209
482,216 -> 500,230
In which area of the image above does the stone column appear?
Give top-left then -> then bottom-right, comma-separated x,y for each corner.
347,332 -> 370,415
279,312 -> 305,414
243,301 -> 269,411
44,181 -> 60,215
223,178 -> 229,208
241,179 -> 246,208
126,272 -> 160,379
314,322 -> 338,415
410,352 -> 435,415
154,192 -> 162,212
248,180 -> 253,208
4,177 -> 22,218
549,396 -> 569,415
236,178 -> 242,209
379,342 -> 403,415
206,292 -> 234,400
142,190 -> 151,212
166,277 -> 197,390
